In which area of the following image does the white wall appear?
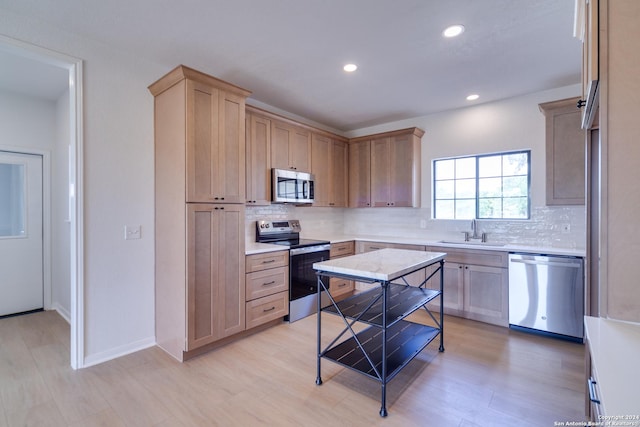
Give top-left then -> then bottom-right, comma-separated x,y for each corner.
0,9 -> 166,365
0,89 -> 57,151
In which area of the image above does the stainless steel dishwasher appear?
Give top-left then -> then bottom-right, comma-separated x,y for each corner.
508,253 -> 584,342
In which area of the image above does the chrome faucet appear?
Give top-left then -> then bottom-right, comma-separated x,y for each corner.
471,219 -> 488,242
461,219 -> 487,242
471,219 -> 479,239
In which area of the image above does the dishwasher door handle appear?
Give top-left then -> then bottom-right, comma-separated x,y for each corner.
509,258 -> 582,268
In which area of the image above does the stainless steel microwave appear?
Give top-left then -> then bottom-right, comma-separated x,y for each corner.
272,169 -> 315,204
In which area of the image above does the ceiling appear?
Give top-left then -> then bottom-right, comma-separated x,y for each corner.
0,0 -> 582,132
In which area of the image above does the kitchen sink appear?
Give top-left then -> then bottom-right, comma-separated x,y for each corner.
437,240 -> 506,247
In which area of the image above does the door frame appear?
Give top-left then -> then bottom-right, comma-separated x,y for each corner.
0,35 -> 85,369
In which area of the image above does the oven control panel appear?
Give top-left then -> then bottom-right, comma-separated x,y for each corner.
256,219 -> 301,236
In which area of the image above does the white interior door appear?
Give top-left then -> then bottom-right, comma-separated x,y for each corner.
0,151 -> 43,317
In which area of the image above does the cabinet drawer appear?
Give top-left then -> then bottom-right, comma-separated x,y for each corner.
358,241 -> 425,253
246,291 -> 288,329
330,241 -> 355,258
427,247 -> 508,268
246,251 -> 289,273
246,266 -> 288,301
330,277 -> 355,297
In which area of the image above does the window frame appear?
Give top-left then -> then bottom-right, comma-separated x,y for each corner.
432,150 -> 531,220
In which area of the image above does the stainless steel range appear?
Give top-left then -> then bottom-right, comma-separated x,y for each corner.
256,219 -> 330,322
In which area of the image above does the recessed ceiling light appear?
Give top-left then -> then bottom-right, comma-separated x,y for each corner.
443,25 -> 465,38
343,63 -> 358,72
466,94 -> 479,101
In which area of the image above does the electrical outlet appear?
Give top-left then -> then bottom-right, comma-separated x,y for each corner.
125,225 -> 141,240
561,223 -> 571,233
420,219 -> 427,229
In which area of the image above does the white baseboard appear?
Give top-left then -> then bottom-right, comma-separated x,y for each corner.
82,336 -> 156,368
52,303 -> 71,324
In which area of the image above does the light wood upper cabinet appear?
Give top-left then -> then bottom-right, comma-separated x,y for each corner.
312,134 -> 348,207
348,139 -> 371,207
330,139 -> 348,207
350,128 -> 423,208
245,112 -> 271,205
575,0 -> 599,129
186,79 -> 246,204
271,120 -> 311,172
311,133 -> 331,206
539,97 -> 586,206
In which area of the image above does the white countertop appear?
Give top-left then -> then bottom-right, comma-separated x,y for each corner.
584,316 -> 640,416
246,234 -> 585,257
312,248 -> 446,282
245,241 -> 288,255
305,233 -> 586,257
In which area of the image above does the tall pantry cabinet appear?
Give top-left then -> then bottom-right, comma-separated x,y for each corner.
149,65 -> 251,361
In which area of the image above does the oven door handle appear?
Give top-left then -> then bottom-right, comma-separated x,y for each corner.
289,244 -> 331,256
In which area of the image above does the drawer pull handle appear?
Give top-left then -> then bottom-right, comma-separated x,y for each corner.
262,259 -> 276,264
263,306 -> 276,313
262,281 -> 276,286
338,283 -> 347,287
588,377 -> 600,404
370,247 -> 381,250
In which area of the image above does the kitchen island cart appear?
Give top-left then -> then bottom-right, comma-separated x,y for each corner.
313,248 -> 446,417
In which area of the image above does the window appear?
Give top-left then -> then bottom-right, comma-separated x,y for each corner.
433,150 -> 530,220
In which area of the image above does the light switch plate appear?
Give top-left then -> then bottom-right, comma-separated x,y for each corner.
125,225 -> 141,240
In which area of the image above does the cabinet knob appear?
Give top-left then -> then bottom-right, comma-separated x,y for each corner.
577,99 -> 587,109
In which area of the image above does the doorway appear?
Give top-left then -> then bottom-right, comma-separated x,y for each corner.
0,35 -> 84,369
0,151 -> 44,317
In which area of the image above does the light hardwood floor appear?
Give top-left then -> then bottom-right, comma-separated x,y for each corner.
0,310 -> 586,426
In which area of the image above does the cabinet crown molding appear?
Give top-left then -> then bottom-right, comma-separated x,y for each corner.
538,96 -> 582,116
148,64 -> 252,98
348,127 -> 425,143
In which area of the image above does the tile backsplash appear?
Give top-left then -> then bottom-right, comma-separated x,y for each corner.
246,205 -> 585,249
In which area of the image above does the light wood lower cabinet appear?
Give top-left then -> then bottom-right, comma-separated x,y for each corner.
425,246 -> 509,327
187,204 -> 245,350
329,241 -> 355,299
245,251 -> 289,329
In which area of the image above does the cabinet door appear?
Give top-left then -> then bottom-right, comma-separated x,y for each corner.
186,204 -> 218,350
246,113 -> 271,205
540,97 -> 585,205
271,120 -> 292,170
216,204 -> 246,338
186,80 -> 219,203
186,204 -> 245,350
186,81 -> 245,203
348,140 -> 371,207
311,133 -> 331,206
370,137 -> 391,206
290,126 -> 311,172
389,133 -> 415,207
463,264 -> 508,326
271,120 -> 311,171
330,139 -> 348,207
218,91 -> 246,203
424,260 -> 464,315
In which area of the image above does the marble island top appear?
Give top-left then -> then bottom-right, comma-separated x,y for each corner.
313,248 -> 446,282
